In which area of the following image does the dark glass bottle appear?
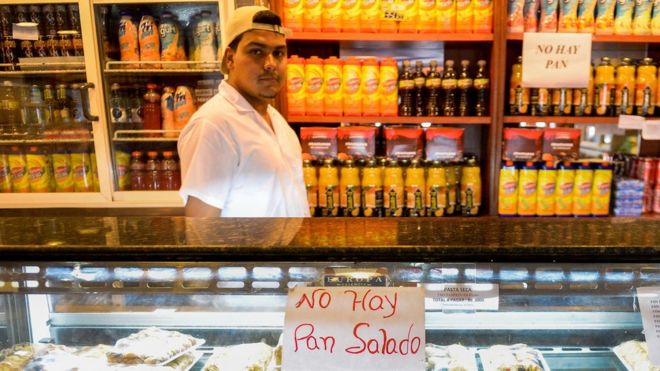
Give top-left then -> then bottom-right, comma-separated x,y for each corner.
474,60 -> 489,116
414,60 -> 426,116
457,59 -> 473,116
398,60 -> 415,117
442,59 -> 458,116
425,60 -> 441,116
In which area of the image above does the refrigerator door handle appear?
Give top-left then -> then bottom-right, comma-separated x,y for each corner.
79,82 -> 99,122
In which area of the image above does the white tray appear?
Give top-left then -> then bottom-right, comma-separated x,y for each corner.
478,345 -> 551,371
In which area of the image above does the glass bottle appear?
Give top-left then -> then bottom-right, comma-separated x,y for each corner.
474,60 -> 489,116
413,60 -> 426,116
457,59 -> 473,116
509,56 -> 529,114
425,60 -> 441,116
398,60 -> 415,117
442,59 -> 458,116
594,56 -> 616,116
129,151 -> 146,190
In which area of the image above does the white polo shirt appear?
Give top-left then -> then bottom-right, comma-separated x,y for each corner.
178,81 -> 309,217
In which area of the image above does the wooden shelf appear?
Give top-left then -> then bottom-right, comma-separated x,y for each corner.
287,115 -> 491,125
288,32 -> 493,42
508,33 -> 660,43
504,116 -> 620,124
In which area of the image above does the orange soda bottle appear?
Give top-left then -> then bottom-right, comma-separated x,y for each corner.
426,160 -> 447,216
303,159 -> 318,216
615,57 -> 635,115
362,58 -> 380,117
287,55 -> 306,116
343,57 -> 363,116
405,159 -> 426,216
594,56 -> 615,116
384,159 -> 404,217
460,156 -> 481,216
319,158 -> 339,216
324,57 -> 343,116
305,56 -> 324,116
362,159 -> 384,217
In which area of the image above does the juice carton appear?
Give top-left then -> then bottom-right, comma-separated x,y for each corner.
303,0 -> 322,32
652,0 -> 660,34
322,0 -> 342,32
498,161 -> 519,216
591,161 -> 613,216
572,161 -> 593,216
361,0 -> 380,32
343,57 -> 362,116
361,58 -> 380,116
379,57 -> 398,116
559,0 -> 579,31
342,0 -> 361,32
456,0 -> 474,32
305,56 -> 325,116
536,161 -> 557,216
323,57 -> 343,116
539,0 -> 559,31
595,0 -> 617,34
473,0 -> 494,33
399,0 -> 419,33
419,0 -> 438,33
517,161 -> 538,216
438,0 -> 458,32
380,0 -> 399,32
614,0 -> 635,34
577,0 -> 598,32
285,0 -> 304,31
633,0 -> 654,34
287,55 -> 306,116
555,161 -> 575,216
509,0 -> 526,32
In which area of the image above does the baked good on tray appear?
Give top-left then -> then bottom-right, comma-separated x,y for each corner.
203,343 -> 273,371
107,327 -> 202,365
425,344 -> 477,371
615,340 -> 660,371
479,344 -> 547,371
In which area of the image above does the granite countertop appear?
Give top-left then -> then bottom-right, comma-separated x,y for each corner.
0,216 -> 657,262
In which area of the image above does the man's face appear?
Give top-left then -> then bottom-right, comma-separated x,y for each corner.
225,30 -> 287,105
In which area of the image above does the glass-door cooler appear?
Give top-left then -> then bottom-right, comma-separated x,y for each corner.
93,0 -> 224,207
0,0 -> 110,208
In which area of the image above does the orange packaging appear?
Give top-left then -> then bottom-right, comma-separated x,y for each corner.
380,0 -> 399,32
398,0 -> 419,33
303,0 -> 322,32
118,14 -> 139,69
508,0 -> 525,32
343,57 -> 363,116
524,0 -> 539,32
419,0 -> 438,33
322,0 -> 342,32
305,56 -> 325,116
324,57 -> 343,116
361,58 -> 380,116
342,0 -> 361,32
539,0 -> 559,31
26,146 -> 51,193
456,0 -> 474,32
173,86 -> 196,130
379,57 -> 398,116
340,160 -> 361,216
559,0 -> 579,32
438,0 -> 457,32
473,0 -> 493,33
285,0 -> 304,31
287,55 -> 306,116
405,160 -> 426,216
338,126 -> 377,159
577,0 -> 597,32
361,0 -> 380,32
139,15 -> 161,69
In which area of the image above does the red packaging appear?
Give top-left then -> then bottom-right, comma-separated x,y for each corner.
384,127 -> 424,160
542,128 -> 581,161
656,158 -> 660,185
643,185 -> 654,214
300,127 -> 338,160
503,128 -> 543,162
424,127 -> 465,161
337,126 -> 377,160
638,157 -> 657,187
655,185 -> 660,214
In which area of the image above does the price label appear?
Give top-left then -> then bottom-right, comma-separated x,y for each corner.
637,287 -> 660,365
425,283 -> 499,311
618,115 -> 645,130
381,2 -> 405,21
642,120 -> 660,140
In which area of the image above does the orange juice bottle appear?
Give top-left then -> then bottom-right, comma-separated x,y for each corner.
426,160 -> 447,216
536,161 -> 556,216
343,57 -> 363,116
445,162 -> 460,215
287,55 -> 306,116
285,0 -> 304,31
319,158 -> 339,217
361,0 -> 381,32
456,0 -> 474,32
324,57 -> 343,116
399,0 -> 419,33
498,161 -> 518,216
380,0 -> 399,32
342,0 -> 360,32
419,0 -> 438,33
635,57 -> 657,116
517,161 -> 538,216
303,0 -> 322,32
572,161 -> 593,216
305,56 -> 324,116
340,159 -> 362,216
615,57 -> 635,115
362,159 -> 384,217
438,0 -> 457,32
510,56 -> 529,114
461,156 -> 481,216
555,161 -> 575,216
405,159 -> 426,216
473,0 -> 494,33
379,57 -> 399,116
384,159 -> 404,217
322,0 -> 342,32
303,159 -> 318,216
594,56 -> 615,116
362,58 -> 380,116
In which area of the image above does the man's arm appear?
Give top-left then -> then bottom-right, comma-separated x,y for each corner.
185,196 -> 222,217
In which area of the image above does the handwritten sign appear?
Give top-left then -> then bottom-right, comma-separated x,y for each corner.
522,33 -> 592,88
637,287 -> 660,365
425,283 -> 499,311
642,120 -> 660,140
283,287 -> 425,371
618,115 -> 645,130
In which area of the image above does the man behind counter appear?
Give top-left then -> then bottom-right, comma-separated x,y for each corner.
178,6 -> 309,217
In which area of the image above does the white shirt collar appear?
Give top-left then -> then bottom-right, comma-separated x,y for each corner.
218,80 -> 272,113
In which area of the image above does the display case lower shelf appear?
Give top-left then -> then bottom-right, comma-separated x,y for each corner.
288,116 -> 491,125
504,116 -> 620,125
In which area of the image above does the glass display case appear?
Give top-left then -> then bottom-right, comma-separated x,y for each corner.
0,216 -> 657,369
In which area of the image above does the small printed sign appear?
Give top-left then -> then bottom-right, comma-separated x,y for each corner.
618,115 -> 645,130
636,287 -> 660,365
12,23 -> 39,41
425,283 -> 499,311
522,33 -> 592,88
381,2 -> 405,21
283,287 -> 425,371
642,120 -> 660,140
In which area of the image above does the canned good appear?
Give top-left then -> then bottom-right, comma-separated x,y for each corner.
15,5 -> 29,23
654,185 -> 660,214
46,35 -> 59,57
42,5 -> 57,36
58,34 -> 73,57
638,157 -> 657,187
20,40 -> 34,58
34,36 -> 47,57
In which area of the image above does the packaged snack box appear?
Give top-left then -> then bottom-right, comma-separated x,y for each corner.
301,127 -> 338,160
425,127 -> 465,161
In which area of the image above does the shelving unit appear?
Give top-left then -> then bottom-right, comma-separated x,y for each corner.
288,116 -> 492,125
507,32 -> 660,43
503,116 -> 620,125
288,32 -> 494,42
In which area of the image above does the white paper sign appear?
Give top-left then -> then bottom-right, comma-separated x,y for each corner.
637,287 -> 660,365
12,23 -> 39,41
642,120 -> 660,140
425,284 -> 499,311
618,115 -> 645,130
283,287 -> 425,371
522,33 -> 592,88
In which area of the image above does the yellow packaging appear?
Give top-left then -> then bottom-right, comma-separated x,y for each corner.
456,0 -> 474,32
555,163 -> 575,216
340,161 -> 361,216
595,0 -> 617,34
379,0 -> 399,32
0,153 -> 11,192
419,0 -> 438,32
498,162 -> 518,216
439,0 -> 458,32
52,152 -> 74,192
322,0 -> 343,31
426,161 -> 447,217
71,152 -> 94,192
361,0 -> 381,32
342,0 -> 361,32
577,0 -> 597,32
379,57 -> 398,116
91,152 -> 99,192
319,159 -> 339,216
614,0 -> 635,34
305,56 -> 325,116
384,161 -> 404,217
473,0 -> 493,33
115,150 -> 131,191
303,0 -> 322,32
517,163 -> 538,216
287,55 -> 306,116
460,160 -> 481,216
343,58 -> 363,116
591,165 -> 613,216
398,0 -> 419,33
324,57 -> 343,116
652,0 -> 660,34
361,58 -> 380,117
572,163 -> 593,216
26,150 -> 51,193
536,164 -> 557,216
633,0 -> 654,35
405,162 -> 426,216
361,160 -> 383,217
559,0 -> 579,32
8,151 -> 29,193
615,58 -> 636,115
285,0 -> 304,31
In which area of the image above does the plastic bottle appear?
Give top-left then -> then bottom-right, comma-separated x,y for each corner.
287,56 -> 306,116
361,0 -> 380,32
342,0 -> 360,32
161,86 -> 176,137
115,149 -> 131,191
405,159 -> 426,216
361,159 -> 384,217
303,0 -> 322,32
119,13 -> 139,69
142,84 -> 161,134
342,57 -> 362,116
445,162 -> 461,215
384,159 -> 404,217
323,57 -> 343,116
419,0 -> 438,33
197,11 -> 217,68
174,86 -> 196,130
572,161 -> 593,216
51,143 -> 73,192
318,158 -> 339,216
139,15 -> 161,69
128,85 -> 143,129
510,56 -> 529,114
340,159 -> 361,216
188,14 -> 201,63
160,151 -> 181,191
304,56 -> 324,116
0,81 -> 21,134
426,60 -> 441,117
70,143 -> 94,192
442,60 -> 458,116
143,151 -> 160,191
130,151 -> 146,191
362,58 -> 380,117
399,0 -> 419,33
322,0 -> 342,32
552,88 -> 572,116
460,156 -> 481,216
474,60 -> 490,116
27,85 -> 46,135
573,64 -> 594,116
303,159 -> 318,216
594,57 -> 615,116
413,61 -> 426,117
8,146 -> 29,193
175,16 -> 187,64
42,85 -> 58,129
635,57 -> 656,116
159,12 -> 179,69
438,0 -> 457,32
399,60 -> 415,117
474,0 -> 494,32
591,161 -> 612,216
532,87 -> 551,116
517,161 -> 538,216
91,149 -> 100,193
456,0 -> 474,32
110,83 -> 128,131
614,0 -> 635,35
536,161 -> 557,216
284,0 -> 304,31
555,161 -> 575,216
26,145 -> 51,192
426,160 -> 447,216
498,161 -> 519,216
614,57 -> 635,115
0,147 -> 11,192
633,0 -> 654,35
458,60 -> 473,116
